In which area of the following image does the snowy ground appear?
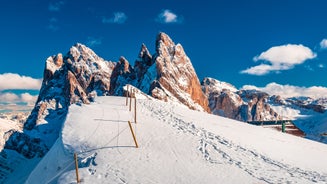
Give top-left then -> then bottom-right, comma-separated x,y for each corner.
26,96 -> 327,184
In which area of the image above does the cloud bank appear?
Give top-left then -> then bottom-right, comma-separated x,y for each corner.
0,92 -> 38,106
0,73 -> 42,90
242,82 -> 327,99
156,9 -> 182,23
241,44 -> 316,75
102,12 -> 127,24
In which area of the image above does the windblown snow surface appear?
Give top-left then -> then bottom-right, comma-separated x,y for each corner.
26,96 -> 327,184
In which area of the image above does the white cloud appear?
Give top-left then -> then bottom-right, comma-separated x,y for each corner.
0,73 -> 42,90
87,37 -> 102,47
156,9 -> 182,23
102,12 -> 127,24
253,44 -> 316,65
240,64 -> 276,75
21,93 -> 38,105
0,92 -> 38,107
241,44 -> 316,75
320,39 -> 327,49
0,93 -> 19,102
242,82 -> 327,99
48,1 -> 65,12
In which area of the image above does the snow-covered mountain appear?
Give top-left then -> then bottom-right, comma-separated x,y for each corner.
25,96 -> 327,183
0,32 -> 211,183
202,77 -> 280,121
202,77 -> 327,143
0,32 -> 327,183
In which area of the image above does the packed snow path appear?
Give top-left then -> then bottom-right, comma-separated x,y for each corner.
26,96 -> 327,184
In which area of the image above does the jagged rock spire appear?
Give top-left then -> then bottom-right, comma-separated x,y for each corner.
135,44 -> 153,80
153,32 -> 210,112
138,43 -> 152,64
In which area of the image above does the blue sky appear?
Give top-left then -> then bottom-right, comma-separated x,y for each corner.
1,0 -> 327,111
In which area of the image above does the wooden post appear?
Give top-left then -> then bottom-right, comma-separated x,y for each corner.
129,90 -> 132,111
126,85 -> 129,106
74,153 -> 80,183
134,95 -> 137,124
128,121 -> 138,148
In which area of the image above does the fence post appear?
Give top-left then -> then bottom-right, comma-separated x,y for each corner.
74,153 -> 80,183
282,122 -> 286,133
134,95 -> 137,124
128,121 -> 139,148
129,89 -> 132,111
126,86 -> 129,106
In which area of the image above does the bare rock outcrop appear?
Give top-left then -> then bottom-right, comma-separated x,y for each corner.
202,77 -> 280,121
151,33 -> 210,112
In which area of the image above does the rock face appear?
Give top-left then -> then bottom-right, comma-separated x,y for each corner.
237,90 -> 280,121
106,32 -> 210,112
150,33 -> 210,111
202,77 -> 280,121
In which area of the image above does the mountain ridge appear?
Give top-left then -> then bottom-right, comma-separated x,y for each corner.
0,32 -> 327,183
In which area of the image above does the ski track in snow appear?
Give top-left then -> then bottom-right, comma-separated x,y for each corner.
140,100 -> 327,184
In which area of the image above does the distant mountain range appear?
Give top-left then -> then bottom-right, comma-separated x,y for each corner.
0,32 -> 326,182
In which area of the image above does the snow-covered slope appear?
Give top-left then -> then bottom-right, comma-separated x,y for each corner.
26,95 -> 327,184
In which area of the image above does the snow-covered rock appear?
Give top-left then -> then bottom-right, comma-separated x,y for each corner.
202,77 -> 280,121
151,33 -> 210,112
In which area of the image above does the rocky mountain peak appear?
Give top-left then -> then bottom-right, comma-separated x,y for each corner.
54,53 -> 63,67
135,44 -> 153,81
71,43 -> 98,57
153,33 -> 210,112
156,32 -> 176,57
137,44 -> 152,65
7,32 -> 212,162
202,78 -> 280,121
156,32 -> 175,47
118,56 -> 131,73
202,77 -> 238,95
